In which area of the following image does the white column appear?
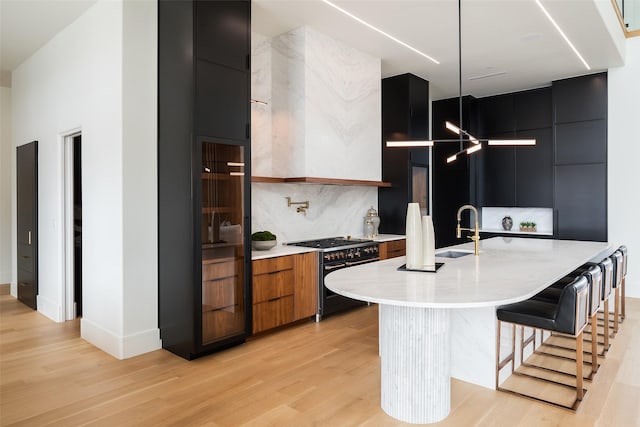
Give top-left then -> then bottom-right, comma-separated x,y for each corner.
380,304 -> 451,424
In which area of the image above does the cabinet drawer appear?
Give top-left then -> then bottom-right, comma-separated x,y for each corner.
252,256 -> 294,275
202,306 -> 245,345
252,296 -> 294,333
203,257 -> 236,280
202,277 -> 239,311
381,240 -> 406,259
253,269 -> 294,303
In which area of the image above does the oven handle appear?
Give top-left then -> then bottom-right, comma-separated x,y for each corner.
346,258 -> 379,267
324,263 -> 347,271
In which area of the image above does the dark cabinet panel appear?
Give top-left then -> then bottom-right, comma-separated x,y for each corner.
380,74 -> 429,235
555,164 -> 607,241
515,88 -> 551,130
554,119 -> 606,165
196,0 -> 249,71
196,59 -> 249,140
477,94 -> 514,135
480,133 -> 516,207
553,73 -> 607,124
431,96 -> 475,248
515,128 -> 553,207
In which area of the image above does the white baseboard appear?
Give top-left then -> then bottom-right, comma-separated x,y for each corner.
81,318 -> 161,359
37,294 -> 65,322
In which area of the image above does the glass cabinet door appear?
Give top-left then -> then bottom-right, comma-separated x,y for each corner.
201,141 -> 246,345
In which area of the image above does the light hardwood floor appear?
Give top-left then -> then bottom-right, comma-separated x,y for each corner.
1,295 -> 639,426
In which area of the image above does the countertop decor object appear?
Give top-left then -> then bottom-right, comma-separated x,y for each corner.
405,203 -> 423,269
519,221 -> 537,232
366,206 -> 380,236
502,216 -> 513,231
251,231 -> 277,250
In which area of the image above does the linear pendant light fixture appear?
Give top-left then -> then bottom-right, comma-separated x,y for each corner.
386,0 -> 536,161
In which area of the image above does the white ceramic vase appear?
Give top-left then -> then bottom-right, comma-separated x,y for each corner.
422,215 -> 436,270
405,203 -> 423,269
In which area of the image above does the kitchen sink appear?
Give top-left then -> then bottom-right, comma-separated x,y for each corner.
435,250 -> 474,259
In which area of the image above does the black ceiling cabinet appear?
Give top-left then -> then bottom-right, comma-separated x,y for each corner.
158,0 -> 252,360
431,73 -> 607,243
379,73 -> 430,235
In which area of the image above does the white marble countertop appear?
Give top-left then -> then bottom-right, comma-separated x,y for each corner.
370,234 -> 405,242
325,237 -> 611,309
251,244 -> 317,260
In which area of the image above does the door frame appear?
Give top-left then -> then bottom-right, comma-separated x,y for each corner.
61,128 -> 81,320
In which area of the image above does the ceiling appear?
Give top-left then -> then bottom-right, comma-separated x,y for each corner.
1,0 -> 626,100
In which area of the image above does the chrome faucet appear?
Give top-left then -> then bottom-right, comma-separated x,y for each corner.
456,204 -> 480,256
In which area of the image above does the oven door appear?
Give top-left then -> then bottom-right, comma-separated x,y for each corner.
318,257 -> 377,320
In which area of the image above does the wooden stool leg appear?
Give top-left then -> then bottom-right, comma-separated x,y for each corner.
613,287 -> 620,334
590,314 -> 598,375
602,299 -> 609,354
576,331 -> 584,401
622,277 -> 626,320
495,320 -> 501,389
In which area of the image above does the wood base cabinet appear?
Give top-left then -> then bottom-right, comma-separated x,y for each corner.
379,240 -> 406,260
252,252 -> 317,333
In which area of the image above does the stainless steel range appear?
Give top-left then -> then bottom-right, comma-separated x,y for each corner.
287,237 -> 379,321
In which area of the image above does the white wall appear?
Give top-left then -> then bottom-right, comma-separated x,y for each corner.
11,0 -> 159,358
0,86 -> 12,285
608,36 -> 640,298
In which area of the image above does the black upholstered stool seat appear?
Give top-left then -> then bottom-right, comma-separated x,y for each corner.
497,300 -> 566,333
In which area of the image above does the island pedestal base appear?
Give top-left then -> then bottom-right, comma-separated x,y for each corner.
380,305 -> 451,424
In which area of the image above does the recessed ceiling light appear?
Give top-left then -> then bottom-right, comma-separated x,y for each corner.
468,71 -> 507,81
535,0 -> 590,70
319,0 -> 440,65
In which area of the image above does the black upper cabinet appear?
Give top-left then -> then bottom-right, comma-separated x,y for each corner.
380,74 -> 429,235
477,94 -> 515,135
553,73 -> 607,124
515,127 -> 553,207
475,87 -> 553,208
196,60 -> 249,140
554,120 -> 607,165
515,88 -> 552,130
195,1 -> 250,140
196,0 -> 250,71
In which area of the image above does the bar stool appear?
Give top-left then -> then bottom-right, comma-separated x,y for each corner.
531,264 -> 602,379
495,275 -> 590,410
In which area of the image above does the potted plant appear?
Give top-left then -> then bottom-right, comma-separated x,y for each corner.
251,230 -> 277,250
519,221 -> 537,232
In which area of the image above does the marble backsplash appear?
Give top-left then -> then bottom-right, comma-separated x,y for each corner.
251,182 -> 378,243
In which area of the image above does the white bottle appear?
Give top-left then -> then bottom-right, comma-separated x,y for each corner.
421,215 -> 436,270
405,203 -> 423,269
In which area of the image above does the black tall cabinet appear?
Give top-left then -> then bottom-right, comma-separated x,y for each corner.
379,74 -> 430,235
158,0 -> 252,360
553,73 -> 607,241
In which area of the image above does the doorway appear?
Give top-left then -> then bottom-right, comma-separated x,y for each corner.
64,133 -> 82,319
17,141 -> 38,309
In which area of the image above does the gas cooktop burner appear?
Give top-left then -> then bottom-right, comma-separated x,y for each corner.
287,237 -> 373,249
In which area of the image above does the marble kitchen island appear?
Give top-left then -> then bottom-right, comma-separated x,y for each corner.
324,237 -> 611,424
